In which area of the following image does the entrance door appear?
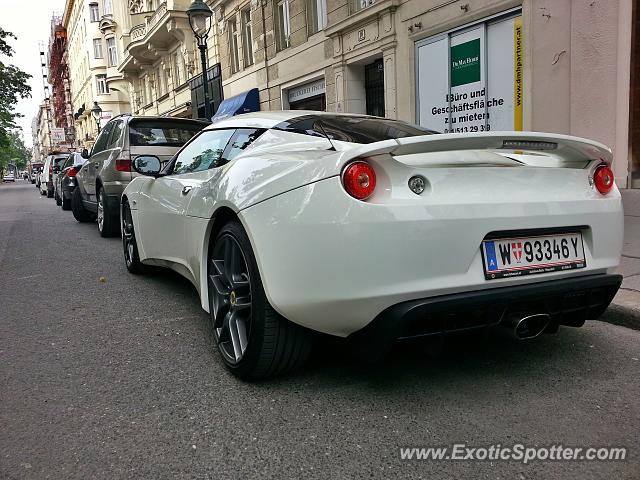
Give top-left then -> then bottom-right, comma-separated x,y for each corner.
365,58 -> 385,117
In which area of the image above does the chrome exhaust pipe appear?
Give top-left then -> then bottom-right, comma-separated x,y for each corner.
500,312 -> 551,340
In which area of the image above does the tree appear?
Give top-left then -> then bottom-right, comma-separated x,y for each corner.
0,130 -> 30,176
0,27 -> 31,152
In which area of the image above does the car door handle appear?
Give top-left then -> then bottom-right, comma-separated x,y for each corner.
181,186 -> 193,195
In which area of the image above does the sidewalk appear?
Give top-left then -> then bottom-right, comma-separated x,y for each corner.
608,189 -> 640,328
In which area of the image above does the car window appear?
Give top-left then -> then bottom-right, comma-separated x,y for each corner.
129,120 -> 206,147
274,115 -> 438,144
53,156 -> 68,168
224,129 -> 265,161
62,155 -> 73,169
172,129 -> 235,175
92,122 -> 115,155
106,121 -> 125,149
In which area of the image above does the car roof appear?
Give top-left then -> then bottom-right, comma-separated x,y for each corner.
205,110 -> 375,130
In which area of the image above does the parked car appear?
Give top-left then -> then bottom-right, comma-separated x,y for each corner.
3,173 -> 15,182
72,114 -> 209,237
31,163 -> 44,186
54,152 -> 85,210
121,111 -> 623,380
39,154 -> 69,197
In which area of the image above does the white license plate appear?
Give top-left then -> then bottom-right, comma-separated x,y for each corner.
482,232 -> 586,280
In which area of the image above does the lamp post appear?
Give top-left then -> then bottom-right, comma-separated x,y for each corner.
91,101 -> 103,135
187,0 -> 214,120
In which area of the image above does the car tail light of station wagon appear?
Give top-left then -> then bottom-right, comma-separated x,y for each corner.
115,159 -> 132,172
67,168 -> 77,177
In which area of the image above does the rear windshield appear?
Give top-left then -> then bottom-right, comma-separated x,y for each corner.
129,121 -> 207,147
274,115 -> 438,144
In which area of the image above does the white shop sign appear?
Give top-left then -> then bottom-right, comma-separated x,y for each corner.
288,79 -> 326,103
416,12 -> 523,133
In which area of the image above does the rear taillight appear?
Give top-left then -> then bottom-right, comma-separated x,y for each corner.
67,168 -> 77,177
342,161 -> 376,200
593,164 -> 614,195
115,159 -> 132,172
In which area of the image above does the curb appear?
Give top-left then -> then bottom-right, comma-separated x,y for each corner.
601,290 -> 640,331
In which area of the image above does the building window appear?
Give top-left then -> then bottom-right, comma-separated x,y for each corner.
157,67 -> 166,96
173,51 -> 185,87
96,74 -> 109,94
352,0 -> 374,13
274,0 -> 291,51
103,0 -> 113,15
241,9 -> 254,67
93,38 -> 103,59
89,2 -> 100,21
306,0 -> 326,35
228,18 -> 240,74
106,37 -> 118,67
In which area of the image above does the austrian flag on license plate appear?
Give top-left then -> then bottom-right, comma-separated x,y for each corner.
482,232 -> 586,280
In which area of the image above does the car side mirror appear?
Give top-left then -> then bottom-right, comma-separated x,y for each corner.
133,155 -> 162,176
81,148 -> 89,159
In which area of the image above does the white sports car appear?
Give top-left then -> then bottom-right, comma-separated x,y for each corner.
121,111 -> 623,379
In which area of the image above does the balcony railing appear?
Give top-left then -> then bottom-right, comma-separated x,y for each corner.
130,23 -> 147,41
148,2 -> 168,30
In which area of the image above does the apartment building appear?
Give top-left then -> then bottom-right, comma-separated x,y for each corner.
93,0 -> 221,119
63,0 -> 131,149
208,0 -> 633,187
57,0 -> 636,186
34,102 -> 53,160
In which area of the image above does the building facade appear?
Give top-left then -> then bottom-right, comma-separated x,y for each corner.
63,0 -> 132,149
34,102 -> 53,161
54,0 -> 637,187
209,0 -> 635,187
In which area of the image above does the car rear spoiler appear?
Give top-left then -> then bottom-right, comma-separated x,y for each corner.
341,131 -> 613,166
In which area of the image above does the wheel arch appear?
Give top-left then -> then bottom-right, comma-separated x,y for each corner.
199,205 -> 247,314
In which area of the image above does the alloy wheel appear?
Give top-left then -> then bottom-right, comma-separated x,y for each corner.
97,192 -> 104,232
209,234 -> 252,364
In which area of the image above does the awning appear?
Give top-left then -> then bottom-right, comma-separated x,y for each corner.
212,88 -> 259,121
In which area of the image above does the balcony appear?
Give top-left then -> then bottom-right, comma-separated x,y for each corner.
120,0 -> 193,73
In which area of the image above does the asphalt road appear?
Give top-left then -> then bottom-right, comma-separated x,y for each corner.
1,180 -> 639,479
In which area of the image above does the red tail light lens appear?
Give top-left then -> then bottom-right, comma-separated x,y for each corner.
342,161 -> 376,200
115,159 -> 132,172
67,168 -> 77,177
593,164 -> 614,195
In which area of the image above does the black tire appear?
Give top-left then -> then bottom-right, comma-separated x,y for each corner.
55,187 -> 62,206
40,188 -> 46,196
122,200 -> 146,274
97,188 -> 119,238
61,192 -> 71,211
71,186 -> 95,223
47,186 -> 54,198
208,221 -> 312,380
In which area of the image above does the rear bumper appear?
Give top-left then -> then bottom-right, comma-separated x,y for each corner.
349,274 -> 622,345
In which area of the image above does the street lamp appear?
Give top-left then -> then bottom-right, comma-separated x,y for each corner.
187,0 -> 214,120
91,101 -> 103,134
